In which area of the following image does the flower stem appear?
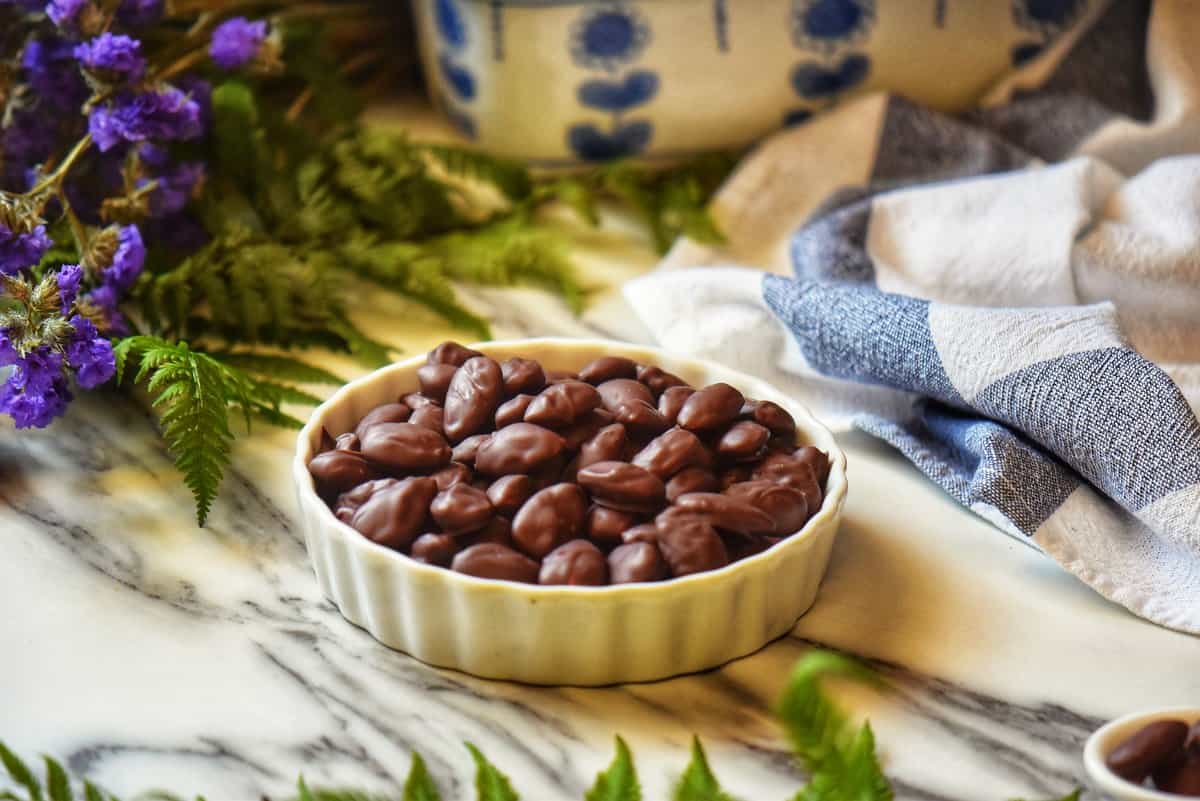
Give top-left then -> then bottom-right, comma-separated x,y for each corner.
26,134 -> 94,198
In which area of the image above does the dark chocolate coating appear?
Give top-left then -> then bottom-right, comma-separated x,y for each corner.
451,434 -> 489,467
577,461 -> 665,515
430,483 -> 494,534
717,421 -> 771,462
620,523 -> 659,544
752,452 -> 822,512
539,539 -> 609,585
635,364 -> 686,397
795,445 -> 832,485
613,399 -> 671,438
431,461 -> 473,491
334,478 -> 397,522
494,394 -> 535,428
410,533 -> 458,567
500,357 -> 547,397
631,428 -> 709,479
725,480 -> 809,535
578,356 -> 638,385
1106,720 -> 1190,783
665,467 -> 719,502
340,476 -> 437,551
408,404 -> 445,433
657,386 -> 695,425
451,543 -> 539,583
608,542 -> 669,583
511,483 -> 587,559
428,340 -> 483,366
486,474 -> 536,516
577,423 -> 629,472
464,516 -> 514,548
671,492 -> 777,535
475,423 -> 566,476
308,450 -> 377,497
354,402 -> 412,439
655,509 -> 730,577
416,362 -> 458,402
596,378 -> 654,413
1154,752 -> 1200,795
335,432 -> 360,452
443,356 -> 503,442
586,505 -> 640,550
524,381 -> 601,428
360,423 -> 451,472
749,400 -> 796,437
560,410 -> 612,452
677,383 -> 745,431
401,392 -> 437,410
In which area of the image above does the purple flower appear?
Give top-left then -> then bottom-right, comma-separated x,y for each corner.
209,17 -> 267,70
74,33 -> 146,82
45,0 -> 87,30
66,315 -> 115,388
138,156 -> 205,216
56,263 -> 83,311
22,37 -> 89,111
116,0 -> 160,25
0,346 -> 72,428
88,87 -> 204,152
85,285 -> 128,335
0,331 -> 18,368
101,224 -> 144,291
0,223 -> 51,276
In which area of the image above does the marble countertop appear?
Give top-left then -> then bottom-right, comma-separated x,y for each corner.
3,179 -> 1198,801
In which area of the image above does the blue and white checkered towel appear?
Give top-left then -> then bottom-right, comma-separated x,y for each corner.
624,0 -> 1200,633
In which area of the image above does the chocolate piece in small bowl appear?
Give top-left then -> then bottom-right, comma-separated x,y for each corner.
1085,708 -> 1200,800
294,338 -> 846,684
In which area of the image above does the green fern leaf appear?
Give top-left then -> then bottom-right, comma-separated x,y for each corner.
80,782 -> 104,801
674,739 -> 735,801
210,353 -> 343,385
402,753 -> 442,801
1009,791 -> 1082,801
0,742 -> 42,801
465,744 -> 519,801
42,758 -> 70,801
585,737 -> 640,801
421,144 -> 532,201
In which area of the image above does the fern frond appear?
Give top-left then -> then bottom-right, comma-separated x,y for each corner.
421,144 -> 533,202
208,353 -> 344,385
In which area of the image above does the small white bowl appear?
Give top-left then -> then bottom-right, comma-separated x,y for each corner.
292,338 -> 847,685
1084,708 -> 1200,800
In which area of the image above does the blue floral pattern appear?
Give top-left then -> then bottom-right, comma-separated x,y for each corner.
567,3 -> 657,162
569,4 -> 651,72
792,0 -> 875,53
433,0 -> 477,139
786,0 -> 872,124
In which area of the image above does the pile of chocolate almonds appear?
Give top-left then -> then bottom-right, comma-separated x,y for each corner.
308,342 -> 830,586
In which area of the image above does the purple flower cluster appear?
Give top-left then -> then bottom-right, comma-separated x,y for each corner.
74,33 -> 145,82
0,0 -> 271,430
0,221 -> 124,427
0,224 -> 51,276
89,87 -> 204,151
210,17 -> 267,70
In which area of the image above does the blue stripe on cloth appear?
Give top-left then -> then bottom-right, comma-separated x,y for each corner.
856,404 -> 1080,536
790,198 -> 875,284
973,346 -> 1200,511
763,274 -> 965,405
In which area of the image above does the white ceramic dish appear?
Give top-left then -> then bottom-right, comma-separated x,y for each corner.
1084,708 -> 1200,800
293,338 -> 847,685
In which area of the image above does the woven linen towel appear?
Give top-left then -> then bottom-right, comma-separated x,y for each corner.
623,0 -> 1200,633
